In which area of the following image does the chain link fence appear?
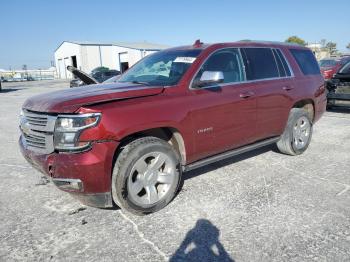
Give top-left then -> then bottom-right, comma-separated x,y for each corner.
0,69 -> 57,82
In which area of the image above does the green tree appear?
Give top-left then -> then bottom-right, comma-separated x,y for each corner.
325,42 -> 337,55
285,36 -> 307,46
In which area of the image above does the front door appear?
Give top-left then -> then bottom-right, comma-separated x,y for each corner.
189,48 -> 257,161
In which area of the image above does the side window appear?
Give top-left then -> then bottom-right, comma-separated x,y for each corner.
272,49 -> 292,77
193,48 -> 244,87
241,48 -> 279,80
272,49 -> 287,77
275,49 -> 291,77
339,62 -> 350,74
290,49 -> 320,75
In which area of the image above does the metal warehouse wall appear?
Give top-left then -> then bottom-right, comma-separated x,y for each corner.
54,42 -> 160,79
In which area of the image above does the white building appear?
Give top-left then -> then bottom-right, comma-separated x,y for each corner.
54,41 -> 169,79
306,43 -> 330,60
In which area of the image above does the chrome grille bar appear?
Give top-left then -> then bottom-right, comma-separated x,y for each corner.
20,110 -> 57,154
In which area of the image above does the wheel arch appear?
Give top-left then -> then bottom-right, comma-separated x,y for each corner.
292,99 -> 315,122
114,127 -> 187,166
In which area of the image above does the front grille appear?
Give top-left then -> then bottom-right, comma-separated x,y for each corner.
20,110 -> 57,154
23,133 -> 46,149
25,115 -> 48,127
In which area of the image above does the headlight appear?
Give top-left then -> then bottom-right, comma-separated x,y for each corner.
54,113 -> 101,152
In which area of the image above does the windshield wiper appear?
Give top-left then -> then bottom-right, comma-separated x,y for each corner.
131,80 -> 151,86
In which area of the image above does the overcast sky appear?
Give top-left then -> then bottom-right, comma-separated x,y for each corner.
0,0 -> 349,69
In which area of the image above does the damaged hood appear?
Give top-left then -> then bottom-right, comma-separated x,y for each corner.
22,82 -> 164,113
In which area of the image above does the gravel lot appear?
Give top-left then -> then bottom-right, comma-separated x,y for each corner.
1,80 -> 350,262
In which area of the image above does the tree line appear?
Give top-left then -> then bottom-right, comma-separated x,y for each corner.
285,36 -> 350,56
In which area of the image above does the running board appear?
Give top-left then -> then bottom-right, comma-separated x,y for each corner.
184,136 -> 280,172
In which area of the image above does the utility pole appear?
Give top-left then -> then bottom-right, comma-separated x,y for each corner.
22,64 -> 28,80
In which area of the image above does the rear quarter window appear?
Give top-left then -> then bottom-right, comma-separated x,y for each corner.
290,49 -> 320,75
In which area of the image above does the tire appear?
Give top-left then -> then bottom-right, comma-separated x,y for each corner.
112,137 -> 182,215
277,108 -> 313,155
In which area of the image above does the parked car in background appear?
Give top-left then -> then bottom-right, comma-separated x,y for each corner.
319,56 -> 350,80
19,40 -> 326,215
69,66 -> 120,87
91,67 -> 120,83
326,61 -> 350,108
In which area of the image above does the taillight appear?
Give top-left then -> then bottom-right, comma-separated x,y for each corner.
322,70 -> 333,79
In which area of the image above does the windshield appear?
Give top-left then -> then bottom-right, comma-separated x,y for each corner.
319,59 -> 337,67
103,75 -> 121,83
117,49 -> 202,86
339,61 -> 350,74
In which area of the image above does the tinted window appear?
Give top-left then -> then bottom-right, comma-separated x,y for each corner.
242,48 -> 279,80
193,48 -> 244,87
339,62 -> 350,74
290,49 -> 320,75
272,49 -> 286,77
340,57 -> 350,66
319,59 -> 337,67
275,49 -> 291,76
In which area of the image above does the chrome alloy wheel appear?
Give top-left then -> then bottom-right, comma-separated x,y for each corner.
292,116 -> 311,150
127,152 -> 176,206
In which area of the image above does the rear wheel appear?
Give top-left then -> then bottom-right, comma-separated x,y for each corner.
277,108 -> 313,155
112,137 -> 181,215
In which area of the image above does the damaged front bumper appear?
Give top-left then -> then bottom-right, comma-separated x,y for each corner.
19,136 -> 119,208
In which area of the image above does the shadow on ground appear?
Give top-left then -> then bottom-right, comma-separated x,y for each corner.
170,219 -> 234,262
0,88 -> 23,93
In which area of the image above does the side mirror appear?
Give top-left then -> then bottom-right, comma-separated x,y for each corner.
196,71 -> 224,87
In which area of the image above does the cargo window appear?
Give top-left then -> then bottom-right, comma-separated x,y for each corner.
241,48 -> 279,80
290,49 -> 320,75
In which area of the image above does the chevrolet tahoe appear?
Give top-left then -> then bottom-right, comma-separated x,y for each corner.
19,40 -> 327,215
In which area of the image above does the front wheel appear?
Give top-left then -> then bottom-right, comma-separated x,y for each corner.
277,108 -> 313,155
112,137 -> 181,215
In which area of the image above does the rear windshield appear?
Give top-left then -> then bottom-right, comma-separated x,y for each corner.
290,49 -> 320,75
319,59 -> 337,67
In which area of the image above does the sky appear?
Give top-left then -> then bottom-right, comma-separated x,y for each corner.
0,0 -> 349,70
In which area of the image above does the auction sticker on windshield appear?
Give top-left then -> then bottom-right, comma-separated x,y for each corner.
174,57 -> 196,63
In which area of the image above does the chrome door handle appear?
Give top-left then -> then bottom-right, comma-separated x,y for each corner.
239,91 -> 255,98
282,86 -> 294,91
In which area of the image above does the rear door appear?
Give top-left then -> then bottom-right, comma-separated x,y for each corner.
241,47 -> 294,140
189,48 -> 257,160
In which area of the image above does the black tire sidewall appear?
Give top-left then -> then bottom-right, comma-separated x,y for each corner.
112,138 -> 181,215
288,109 -> 313,155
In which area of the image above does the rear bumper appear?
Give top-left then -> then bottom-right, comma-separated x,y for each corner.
327,93 -> 350,107
19,136 -> 119,208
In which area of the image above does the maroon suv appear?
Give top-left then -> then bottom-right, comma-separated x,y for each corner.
319,56 -> 350,80
20,40 -> 326,215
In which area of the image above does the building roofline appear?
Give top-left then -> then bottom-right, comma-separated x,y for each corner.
55,41 -> 169,52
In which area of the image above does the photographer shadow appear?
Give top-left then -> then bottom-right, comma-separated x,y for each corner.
170,219 -> 234,262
